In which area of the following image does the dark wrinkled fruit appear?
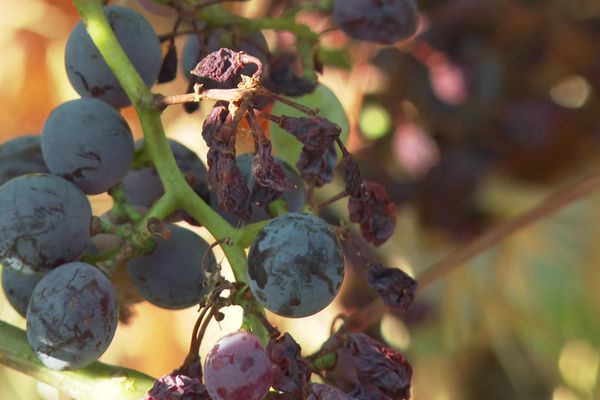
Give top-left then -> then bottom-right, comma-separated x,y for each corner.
0,174 -> 92,274
157,41 -> 178,83
307,383 -> 357,400
278,116 -> 341,151
145,373 -> 210,400
191,48 -> 246,83
297,143 -> 337,187
247,212 -> 344,318
26,262 -> 118,370
333,0 -> 420,44
204,331 -> 273,400
264,55 -> 318,96
348,180 -> 397,246
267,333 -> 311,395
323,332 -> 412,399
367,262 -> 416,311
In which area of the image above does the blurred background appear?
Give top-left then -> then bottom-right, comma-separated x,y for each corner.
1,0 -> 600,399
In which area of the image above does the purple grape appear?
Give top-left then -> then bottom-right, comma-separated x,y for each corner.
307,383 -> 357,399
42,98 -> 134,195
0,174 -> 92,274
122,139 -> 209,224
128,225 -> 216,309
203,331 -> 273,400
0,135 -> 49,186
247,213 -> 344,318
65,6 -> 162,108
1,267 -> 44,318
333,0 -> 420,44
26,262 -> 118,370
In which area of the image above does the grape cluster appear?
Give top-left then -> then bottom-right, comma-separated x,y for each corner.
1,0 -> 418,398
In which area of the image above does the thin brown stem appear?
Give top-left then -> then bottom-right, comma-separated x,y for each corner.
417,170 -> 600,291
345,170 -> 600,331
316,189 -> 349,210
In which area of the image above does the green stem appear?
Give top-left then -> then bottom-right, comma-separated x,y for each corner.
0,320 -> 154,400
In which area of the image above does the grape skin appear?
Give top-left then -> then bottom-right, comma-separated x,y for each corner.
181,30 -> 268,84
333,0 -> 420,44
203,331 -> 273,400
42,98 -> 134,195
1,267 -> 44,318
210,153 -> 306,225
0,135 -> 49,186
122,139 -> 209,224
247,212 -> 344,318
26,262 -> 118,370
65,5 -> 162,108
128,225 -> 216,309
0,174 -> 92,274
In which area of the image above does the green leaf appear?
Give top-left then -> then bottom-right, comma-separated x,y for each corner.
270,84 -> 349,167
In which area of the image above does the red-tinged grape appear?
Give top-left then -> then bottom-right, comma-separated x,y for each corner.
247,212 -> 344,318
203,331 -> 273,400
41,98 -> 134,195
26,262 -> 118,370
0,174 -> 92,274
307,383 -> 357,399
65,6 -> 162,108
333,0 -> 420,44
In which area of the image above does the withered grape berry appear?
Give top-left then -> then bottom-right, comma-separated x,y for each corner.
42,98 -> 134,195
0,174 -> 92,274
26,262 -> 118,370
333,0 -> 420,44
65,5 -> 162,108
0,135 -> 49,186
128,225 -> 216,309
203,331 -> 273,400
247,212 -> 344,318
1,267 -> 43,318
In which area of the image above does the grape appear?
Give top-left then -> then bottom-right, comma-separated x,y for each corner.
333,0 -> 420,44
1,267 -> 44,318
203,331 -> 273,400
128,224 -> 216,309
136,0 -> 176,17
0,174 -> 92,274
307,383 -> 356,399
26,262 -> 118,370
181,29 -> 268,85
247,212 -> 344,318
211,153 -> 306,225
65,5 -> 162,108
0,135 -> 49,186
42,98 -> 134,195
122,139 -> 209,224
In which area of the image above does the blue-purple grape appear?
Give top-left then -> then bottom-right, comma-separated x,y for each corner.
0,135 -> 49,186
127,225 -> 216,309
122,139 -> 209,224
333,0 -> 420,44
26,262 -> 118,370
65,6 -> 162,108
0,174 -> 92,274
42,98 -> 134,195
1,267 -> 44,318
247,212 -> 344,318
203,331 -> 273,400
